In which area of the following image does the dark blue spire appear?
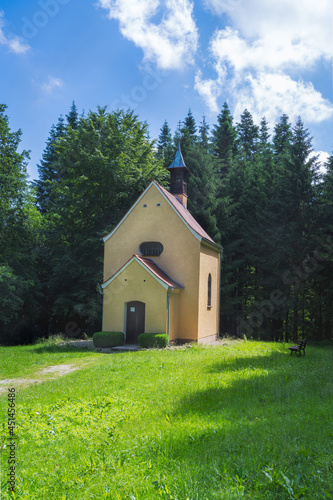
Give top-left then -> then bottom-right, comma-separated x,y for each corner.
167,141 -> 190,172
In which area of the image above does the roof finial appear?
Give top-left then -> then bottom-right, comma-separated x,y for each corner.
177,120 -> 183,141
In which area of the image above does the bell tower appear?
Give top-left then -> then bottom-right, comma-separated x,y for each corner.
167,141 -> 190,208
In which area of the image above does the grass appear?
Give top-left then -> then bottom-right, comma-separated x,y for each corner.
0,335 -> 98,380
0,338 -> 332,499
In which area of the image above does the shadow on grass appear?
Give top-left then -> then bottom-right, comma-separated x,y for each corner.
207,349 -> 307,374
141,347 -> 333,498
31,344 -> 138,354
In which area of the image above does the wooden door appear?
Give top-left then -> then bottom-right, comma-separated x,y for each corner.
126,301 -> 145,343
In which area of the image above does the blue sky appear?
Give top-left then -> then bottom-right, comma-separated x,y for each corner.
1,0 -> 332,180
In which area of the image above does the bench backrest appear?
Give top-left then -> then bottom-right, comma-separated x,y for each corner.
299,339 -> 307,348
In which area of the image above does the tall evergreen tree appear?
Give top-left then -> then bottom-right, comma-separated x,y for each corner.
198,115 -> 210,151
0,104 -> 42,344
186,143 -> 220,242
180,108 -> 197,159
35,103 -> 81,214
66,101 -> 79,129
34,116 -> 66,213
258,117 -> 272,158
268,117 -> 319,339
211,102 -> 237,177
236,109 -> 259,161
156,120 -> 174,168
273,114 -> 292,159
313,154 -> 333,338
182,108 -> 197,139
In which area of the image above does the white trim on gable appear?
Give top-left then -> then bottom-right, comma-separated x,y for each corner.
101,255 -> 170,290
103,181 -> 203,245
103,181 -> 155,243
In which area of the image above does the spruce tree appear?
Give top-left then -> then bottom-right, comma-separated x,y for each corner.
156,120 -> 174,168
66,101 -> 79,129
314,154 -> 333,338
236,109 -> 259,161
273,114 -> 292,159
186,142 -> 220,242
34,116 -> 65,213
211,102 -> 237,177
0,104 -> 41,343
198,115 -> 210,151
180,109 -> 197,160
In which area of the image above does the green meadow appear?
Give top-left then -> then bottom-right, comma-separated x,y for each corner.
0,339 -> 332,499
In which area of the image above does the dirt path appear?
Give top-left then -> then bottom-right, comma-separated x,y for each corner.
0,364 -> 81,394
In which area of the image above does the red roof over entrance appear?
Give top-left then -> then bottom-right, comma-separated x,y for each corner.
134,255 -> 184,289
102,254 -> 184,290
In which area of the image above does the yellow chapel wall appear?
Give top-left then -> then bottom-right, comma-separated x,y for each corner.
102,259 -> 168,336
168,289 -> 181,341
197,244 -> 221,342
103,183 -> 200,340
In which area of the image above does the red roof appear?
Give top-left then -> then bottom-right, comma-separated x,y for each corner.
103,180 -> 221,250
102,254 -> 184,290
155,182 -> 217,246
135,255 -> 183,289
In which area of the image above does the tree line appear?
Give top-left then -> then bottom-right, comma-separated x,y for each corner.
0,102 -> 332,344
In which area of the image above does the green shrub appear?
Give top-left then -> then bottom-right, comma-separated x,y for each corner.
93,331 -> 124,348
138,333 -> 169,348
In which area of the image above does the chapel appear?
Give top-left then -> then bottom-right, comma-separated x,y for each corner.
101,143 -> 221,343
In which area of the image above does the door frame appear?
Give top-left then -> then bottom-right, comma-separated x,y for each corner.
125,301 -> 145,343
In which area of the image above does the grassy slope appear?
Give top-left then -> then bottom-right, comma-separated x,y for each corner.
0,339 -> 332,499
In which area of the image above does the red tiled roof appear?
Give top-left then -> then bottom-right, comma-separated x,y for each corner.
102,180 -> 221,250
135,255 -> 183,289
155,182 -> 217,246
102,254 -> 184,289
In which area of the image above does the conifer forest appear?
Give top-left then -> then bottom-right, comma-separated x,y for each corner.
1,102 -> 332,344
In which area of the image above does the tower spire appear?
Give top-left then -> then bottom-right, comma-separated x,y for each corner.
167,141 -> 190,208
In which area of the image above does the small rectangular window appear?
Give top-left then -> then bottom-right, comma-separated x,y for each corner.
208,273 -> 212,308
143,204 -> 148,208
156,203 -> 161,207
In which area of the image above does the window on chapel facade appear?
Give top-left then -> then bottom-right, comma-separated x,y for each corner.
139,242 -> 164,257
208,273 -> 212,307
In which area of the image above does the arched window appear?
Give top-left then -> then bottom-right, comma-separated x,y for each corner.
139,242 -> 164,257
207,273 -> 212,307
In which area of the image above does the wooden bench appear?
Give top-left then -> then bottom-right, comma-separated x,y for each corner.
288,339 -> 307,356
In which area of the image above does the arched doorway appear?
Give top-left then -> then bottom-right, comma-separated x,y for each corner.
126,301 -> 145,343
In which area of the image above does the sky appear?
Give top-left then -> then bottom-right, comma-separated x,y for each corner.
0,0 -> 332,181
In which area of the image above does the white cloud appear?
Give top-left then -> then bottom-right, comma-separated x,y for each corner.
204,0 -> 332,62
195,71 -> 220,113
209,26 -> 329,74
0,11 -> 30,54
40,77 -> 63,93
98,0 -> 198,70
310,150 -> 330,176
198,0 -> 333,124
233,73 -> 333,124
